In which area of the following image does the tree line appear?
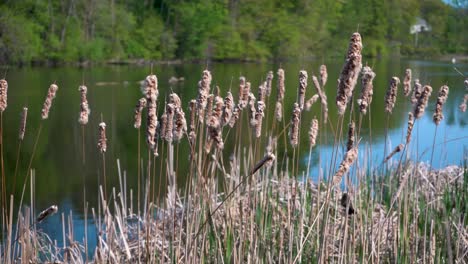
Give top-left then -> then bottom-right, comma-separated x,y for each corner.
0,0 -> 466,65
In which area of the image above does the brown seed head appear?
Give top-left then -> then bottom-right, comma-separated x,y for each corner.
146,97 -> 158,149
332,147 -> 358,186
403,69 -> 412,96
228,106 -> 240,128
357,66 -> 376,115
275,101 -> 283,121
164,103 -> 175,143
78,85 -> 90,125
384,77 -> 400,114
258,82 -> 266,103
459,94 -> 468,113
41,84 -> 59,120
98,122 -> 107,153
298,70 -> 308,110
173,105 -> 187,142
320,65 -> 328,88
411,79 -> 423,105
254,101 -> 265,138
384,143 -> 405,163
265,71 -> 274,96
221,91 -> 234,126
289,103 -> 301,147
36,205 -> 58,223
433,85 -> 449,125
305,94 -> 320,111
277,68 -> 285,101
197,70 -> 212,122
19,107 -> 28,140
406,112 -> 414,144
414,85 -> 432,119
346,121 -> 355,151
134,98 -> 147,129
309,118 -> 319,147
0,79 -> 8,112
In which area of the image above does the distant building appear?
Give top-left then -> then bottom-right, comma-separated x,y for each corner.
410,17 -> 432,34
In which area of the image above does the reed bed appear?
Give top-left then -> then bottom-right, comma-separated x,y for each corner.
1,32 -> 467,264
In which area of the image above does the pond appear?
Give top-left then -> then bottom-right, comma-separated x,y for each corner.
2,59 -> 467,255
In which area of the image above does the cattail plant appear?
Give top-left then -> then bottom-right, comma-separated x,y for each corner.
250,152 -> 276,175
384,144 -> 404,163
41,84 -> 59,120
146,98 -> 158,150
208,95 -> 224,129
254,101 -> 265,138
346,121 -> 355,151
205,94 -> 214,124
159,106 -> 168,142
173,105 -> 187,142
320,65 -> 328,88
309,118 -> 319,147
406,112 -> 414,144
0,79 -> 7,112
459,94 -> 468,112
275,68 -> 285,121
403,69 -> 412,96
238,77 -> 249,109
414,85 -> 432,119
357,66 -> 376,115
275,102 -> 283,121
258,82 -> 266,103
298,70 -> 308,110
248,93 -> 257,127
384,77 -> 400,114
336,32 -> 363,115
305,94 -> 320,111
19,107 -> 28,140
98,122 -> 107,153
197,70 -> 212,122
206,125 -> 224,153
265,71 -> 274,96
221,92 -> 234,126
188,100 -> 197,145
289,103 -> 301,147
332,147 -> 358,186
169,93 -> 182,109
229,106 -> 240,128
134,98 -> 147,129
312,75 -> 329,122
411,79 -> 423,105
78,85 -> 90,125
433,85 -> 449,125
36,205 -> 58,223
164,103 -> 175,143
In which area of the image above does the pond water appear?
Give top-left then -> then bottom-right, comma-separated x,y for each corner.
2,59 -> 467,254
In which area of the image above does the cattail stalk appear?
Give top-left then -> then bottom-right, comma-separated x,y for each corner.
433,85 -> 449,125
346,121 -> 355,151
0,79 -> 7,112
414,85 -> 432,119
357,66 -> 376,115
336,33 -> 363,115
403,69 -> 412,96
320,65 -> 328,88
289,103 -> 301,147
312,75 -> 329,123
298,70 -> 308,110
384,77 -> 400,114
41,84 -> 59,120
309,118 -> 319,147
265,71 -> 274,96
332,147 -> 358,186
384,144 -> 404,163
406,112 -> 414,144
78,85 -> 90,125
134,98 -> 147,129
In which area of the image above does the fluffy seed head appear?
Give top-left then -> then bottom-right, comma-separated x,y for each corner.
411,79 -> 423,105
320,65 -> 328,88
305,94 -> 320,111
141,75 -> 159,100
459,94 -> 468,113
406,112 -> 414,144
265,71 -> 274,96
146,97 -> 158,149
197,70 -> 212,122
332,147 -> 358,186
357,66 -> 376,114
164,103 -> 175,143
384,77 -> 400,114
228,106 -> 240,128
0,79 -> 7,112
403,69 -> 412,96
277,68 -> 285,101
98,122 -> 107,153
254,101 -> 265,138
289,103 -> 301,147
41,84 -> 59,120
173,105 -> 187,142
309,118 -> 319,147
384,144 -> 404,163
78,85 -> 90,125
433,85 -> 449,125
258,82 -> 267,103
221,91 -> 234,126
19,107 -> 28,140
134,98 -> 147,129
346,121 -> 355,151
413,85 -> 432,119
298,70 -> 308,110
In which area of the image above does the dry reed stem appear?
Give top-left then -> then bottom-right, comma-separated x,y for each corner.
414,85 -> 432,119
403,69 -> 412,96
406,112 -> 414,144
0,79 -> 7,112
312,75 -> 329,122
78,85 -> 90,125
308,118 -> 319,147
36,205 -> 58,223
266,71 -> 274,96
298,70 -> 308,110
41,84 -> 59,120
357,66 -> 376,114
289,103 -> 301,147
188,100 -> 197,145
433,85 -> 449,125
19,107 -> 28,140
97,122 -> 107,153
320,65 -> 328,88
332,147 -> 358,186
336,32 -> 363,115
220,92 -> 233,127
459,94 -> 468,112
346,121 -> 355,151
384,144 -> 404,162
197,70 -> 212,122
134,98 -> 147,129
305,94 -> 320,111
384,77 -> 400,114
254,101 -> 265,138
275,102 -> 283,121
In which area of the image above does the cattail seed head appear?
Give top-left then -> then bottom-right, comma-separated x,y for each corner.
258,82 -> 267,103
275,101 -> 283,121
332,147 -> 358,186
403,69 -> 412,96
384,144 -> 404,163
433,85 -> 449,125
221,91 -> 234,126
98,122 -> 107,153
357,66 -> 376,115
146,98 -> 158,149
78,85 -> 90,125
36,205 -> 58,223
41,84 -> 59,120
277,68 -> 285,101
238,77 -> 247,109
305,94 -> 320,111
197,70 -> 212,122
384,77 -> 400,114
411,79 -> 423,106
159,107 -> 168,141
173,105 -> 187,142
134,98 -> 147,129
164,103 -> 175,143
250,153 -> 276,175
254,101 -> 265,138
459,94 -> 468,113
289,103 -> 301,147
208,95 -> 224,128
188,100 -> 197,145
346,121 -> 355,151
265,71 -> 274,96
298,70 -> 308,110
414,85 -> 432,119
320,65 -> 328,88
406,112 -> 414,144
309,118 -> 319,147
248,93 -> 257,127
169,93 -> 182,109
205,94 -> 214,124
0,79 -> 7,112
228,105 -> 240,128
336,32 -> 363,115
19,107 -> 28,140
141,75 -> 159,100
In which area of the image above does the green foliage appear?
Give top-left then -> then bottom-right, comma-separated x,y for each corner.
0,0 -> 466,64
